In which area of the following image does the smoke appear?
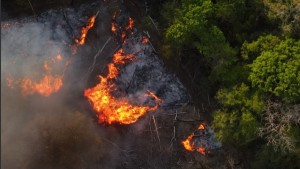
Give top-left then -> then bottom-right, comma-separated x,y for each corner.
0,5 -> 110,169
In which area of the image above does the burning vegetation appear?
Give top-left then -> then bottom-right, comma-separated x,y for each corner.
182,123 -> 208,155
84,16 -> 162,125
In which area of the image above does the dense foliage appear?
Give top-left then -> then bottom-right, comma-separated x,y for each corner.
148,0 -> 300,168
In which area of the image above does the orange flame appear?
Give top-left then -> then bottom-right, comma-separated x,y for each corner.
196,148 -> 206,155
146,90 -> 162,104
181,123 -> 207,155
112,22 -> 117,34
75,16 -> 96,45
84,49 -> 161,125
56,54 -> 62,60
182,133 -> 194,151
198,124 -> 205,130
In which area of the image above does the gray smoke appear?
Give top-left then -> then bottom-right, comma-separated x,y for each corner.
1,3 -> 112,169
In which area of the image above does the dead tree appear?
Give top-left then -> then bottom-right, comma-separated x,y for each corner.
259,100 -> 300,152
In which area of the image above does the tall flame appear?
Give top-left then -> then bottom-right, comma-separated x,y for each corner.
75,15 -> 96,45
84,49 -> 161,125
181,124 -> 207,155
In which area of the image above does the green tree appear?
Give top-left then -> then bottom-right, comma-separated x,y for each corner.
212,83 -> 264,144
249,37 -> 300,103
164,0 -> 236,85
241,35 -> 281,61
214,0 -> 269,45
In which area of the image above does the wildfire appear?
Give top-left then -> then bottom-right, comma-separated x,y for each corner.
181,123 -> 207,155
6,54 -> 66,97
75,15 -> 96,45
84,48 -> 161,125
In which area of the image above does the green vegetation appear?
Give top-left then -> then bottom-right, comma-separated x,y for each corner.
249,38 -> 300,103
212,83 -> 264,145
148,0 -> 300,168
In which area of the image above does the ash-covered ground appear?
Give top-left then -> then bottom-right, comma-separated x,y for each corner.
1,1 -> 222,169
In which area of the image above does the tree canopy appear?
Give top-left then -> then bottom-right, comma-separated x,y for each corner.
248,37 -> 300,103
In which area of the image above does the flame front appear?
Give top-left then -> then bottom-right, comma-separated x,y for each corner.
181,124 -> 207,155
75,15 -> 96,45
84,49 -> 161,125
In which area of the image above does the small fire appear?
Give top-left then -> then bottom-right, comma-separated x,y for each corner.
198,124 -> 205,130
142,37 -> 149,44
196,147 -> 206,155
75,15 -> 96,45
181,123 -> 207,155
146,90 -> 162,104
112,22 -> 117,34
182,134 -> 194,151
56,54 -> 62,60
84,48 -> 161,125
126,17 -> 134,30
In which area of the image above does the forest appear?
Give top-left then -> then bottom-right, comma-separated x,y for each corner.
145,0 -> 300,168
1,0 -> 300,169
